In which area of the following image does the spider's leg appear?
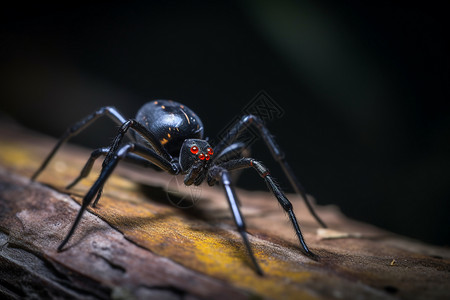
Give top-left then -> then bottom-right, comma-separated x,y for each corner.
212,142 -> 251,206
220,170 -> 263,275
65,146 -> 156,207
277,159 -> 327,228
213,115 -> 327,228
32,106 -> 129,180
91,150 -> 162,208
218,158 -> 318,259
103,119 -> 173,169
58,143 -> 180,251
57,155 -> 117,251
66,147 -> 110,190
82,120 -> 174,208
215,142 -> 249,164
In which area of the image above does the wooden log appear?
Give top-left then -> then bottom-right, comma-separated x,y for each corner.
0,120 -> 449,300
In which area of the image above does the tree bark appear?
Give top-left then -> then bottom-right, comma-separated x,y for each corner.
0,120 -> 449,300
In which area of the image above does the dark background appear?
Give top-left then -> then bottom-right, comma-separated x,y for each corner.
1,1 -> 449,246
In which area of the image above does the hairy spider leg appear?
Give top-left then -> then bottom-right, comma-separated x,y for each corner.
221,171 -> 263,275
31,106 -> 130,181
57,143 -> 180,251
218,158 -> 317,259
213,114 -> 327,228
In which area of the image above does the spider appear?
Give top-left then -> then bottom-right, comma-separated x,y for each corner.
32,99 -> 326,275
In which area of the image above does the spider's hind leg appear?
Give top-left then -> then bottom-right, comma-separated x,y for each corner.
32,106 -> 129,180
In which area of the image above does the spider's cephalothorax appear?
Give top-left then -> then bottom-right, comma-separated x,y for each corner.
179,139 -> 213,172
32,99 -> 327,275
179,138 -> 215,186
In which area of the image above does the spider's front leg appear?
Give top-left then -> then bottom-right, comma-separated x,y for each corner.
57,143 -> 180,251
212,158 -> 318,260
213,114 -> 327,228
208,166 -> 263,275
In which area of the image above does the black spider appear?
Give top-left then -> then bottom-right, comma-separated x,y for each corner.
32,99 -> 326,275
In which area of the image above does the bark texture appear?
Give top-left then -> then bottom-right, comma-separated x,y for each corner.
0,121 -> 449,300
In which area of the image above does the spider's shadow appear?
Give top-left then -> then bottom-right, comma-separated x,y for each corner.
110,184 -> 260,273
137,183 -> 217,223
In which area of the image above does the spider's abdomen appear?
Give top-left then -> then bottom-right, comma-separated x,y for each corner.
133,100 -> 204,157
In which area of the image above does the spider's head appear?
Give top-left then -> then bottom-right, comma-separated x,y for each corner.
179,139 -> 214,174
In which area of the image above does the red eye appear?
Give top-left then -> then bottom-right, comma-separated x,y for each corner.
190,146 -> 199,154
205,154 -> 210,160
198,153 -> 205,160
206,147 -> 214,155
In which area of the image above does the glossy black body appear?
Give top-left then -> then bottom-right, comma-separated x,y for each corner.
133,100 -> 204,157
